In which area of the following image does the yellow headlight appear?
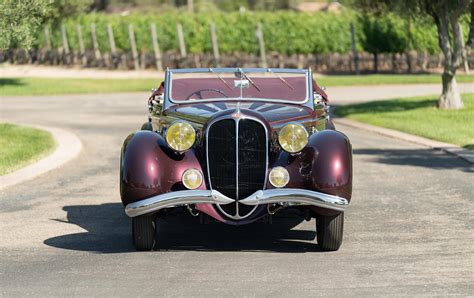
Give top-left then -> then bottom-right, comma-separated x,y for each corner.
269,167 -> 289,188
278,123 -> 309,153
182,168 -> 203,190
166,121 -> 196,152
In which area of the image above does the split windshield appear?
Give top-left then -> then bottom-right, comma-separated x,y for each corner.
169,69 -> 308,103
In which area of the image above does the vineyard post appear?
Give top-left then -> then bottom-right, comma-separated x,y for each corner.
76,24 -> 87,66
350,23 -> 360,75
43,26 -> 52,51
61,23 -> 71,65
210,22 -> 220,67
107,24 -> 117,68
91,23 -> 102,66
150,23 -> 163,71
256,23 -> 267,68
177,23 -> 187,58
107,24 -> 117,55
128,24 -> 140,70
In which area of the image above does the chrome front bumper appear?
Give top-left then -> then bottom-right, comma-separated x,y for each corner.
125,188 -> 349,217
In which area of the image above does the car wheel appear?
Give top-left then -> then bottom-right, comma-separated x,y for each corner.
316,213 -> 344,251
132,214 -> 156,251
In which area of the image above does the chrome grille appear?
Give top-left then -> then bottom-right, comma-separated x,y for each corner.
206,117 -> 267,219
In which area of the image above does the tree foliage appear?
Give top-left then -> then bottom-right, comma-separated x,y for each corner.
0,0 -> 51,49
346,0 -> 473,109
0,0 -> 93,50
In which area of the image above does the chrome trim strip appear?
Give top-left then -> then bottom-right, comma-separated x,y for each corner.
235,117 -> 239,216
239,189 -> 348,212
206,114 -> 268,220
166,68 -> 311,105
125,190 -> 234,218
170,68 -> 308,74
125,188 -> 349,218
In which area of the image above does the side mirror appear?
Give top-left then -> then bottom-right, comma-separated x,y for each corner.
313,92 -> 329,112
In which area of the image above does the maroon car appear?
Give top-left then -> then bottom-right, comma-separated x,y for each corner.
120,68 -> 352,251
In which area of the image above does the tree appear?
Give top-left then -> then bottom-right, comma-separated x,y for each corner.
358,13 -> 409,72
0,0 -> 93,50
347,0 -> 473,109
0,0 -> 51,49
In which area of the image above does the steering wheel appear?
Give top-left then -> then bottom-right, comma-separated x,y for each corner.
185,88 -> 229,100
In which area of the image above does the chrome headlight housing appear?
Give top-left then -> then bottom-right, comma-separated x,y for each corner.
165,121 -> 196,152
278,123 -> 309,153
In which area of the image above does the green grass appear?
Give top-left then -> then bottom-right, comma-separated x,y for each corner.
316,74 -> 474,87
0,78 -> 160,96
0,123 -> 56,176
335,93 -> 474,150
1,74 -> 473,96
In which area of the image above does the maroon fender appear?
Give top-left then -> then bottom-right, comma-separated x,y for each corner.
267,129 -> 352,204
308,130 -> 352,200
120,131 -> 205,206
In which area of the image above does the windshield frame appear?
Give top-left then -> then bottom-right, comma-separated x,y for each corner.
164,68 -> 313,106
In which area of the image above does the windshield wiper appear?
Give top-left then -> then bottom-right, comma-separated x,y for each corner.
267,68 -> 294,90
209,68 -> 233,90
239,69 -> 261,92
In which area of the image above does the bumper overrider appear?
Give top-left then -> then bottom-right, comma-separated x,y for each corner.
125,188 -> 349,218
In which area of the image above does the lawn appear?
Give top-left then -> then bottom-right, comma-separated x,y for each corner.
0,78 -> 160,96
316,73 -> 474,87
0,123 -> 56,176
335,93 -> 474,150
0,74 -> 472,96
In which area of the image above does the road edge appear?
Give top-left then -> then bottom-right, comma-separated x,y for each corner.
334,118 -> 474,165
0,124 -> 82,191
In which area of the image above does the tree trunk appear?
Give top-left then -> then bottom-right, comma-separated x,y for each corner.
438,72 -> 463,109
431,2 -> 467,109
373,52 -> 378,73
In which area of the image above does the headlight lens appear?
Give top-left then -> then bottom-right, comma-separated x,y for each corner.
166,122 -> 196,152
182,168 -> 203,190
269,167 -> 290,188
278,123 -> 309,153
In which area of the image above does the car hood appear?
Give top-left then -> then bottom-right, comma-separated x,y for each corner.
163,101 -> 318,126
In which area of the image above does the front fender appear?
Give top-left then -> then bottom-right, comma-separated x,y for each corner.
120,131 -> 205,206
308,130 -> 352,201
269,129 -> 352,201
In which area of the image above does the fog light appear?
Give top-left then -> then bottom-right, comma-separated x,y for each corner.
269,167 -> 289,188
182,168 -> 203,190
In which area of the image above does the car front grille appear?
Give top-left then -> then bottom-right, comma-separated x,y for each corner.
207,118 -> 267,219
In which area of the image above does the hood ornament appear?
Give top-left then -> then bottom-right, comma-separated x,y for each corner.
233,101 -> 242,118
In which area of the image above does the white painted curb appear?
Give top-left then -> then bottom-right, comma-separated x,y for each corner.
0,124 -> 82,191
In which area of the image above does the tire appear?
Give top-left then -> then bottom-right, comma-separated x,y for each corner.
316,212 -> 344,251
132,214 -> 156,251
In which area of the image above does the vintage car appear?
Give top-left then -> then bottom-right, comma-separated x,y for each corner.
120,68 -> 352,251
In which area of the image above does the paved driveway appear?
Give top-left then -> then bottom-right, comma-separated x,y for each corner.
0,89 -> 472,296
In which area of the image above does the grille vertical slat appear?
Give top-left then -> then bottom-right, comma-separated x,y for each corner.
238,119 -> 267,215
207,117 -> 267,219
207,119 -> 237,215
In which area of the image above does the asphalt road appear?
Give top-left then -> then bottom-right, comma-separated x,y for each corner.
0,90 -> 473,296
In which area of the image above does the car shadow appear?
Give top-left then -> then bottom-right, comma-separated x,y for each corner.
354,148 -> 473,172
44,203 -> 320,254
